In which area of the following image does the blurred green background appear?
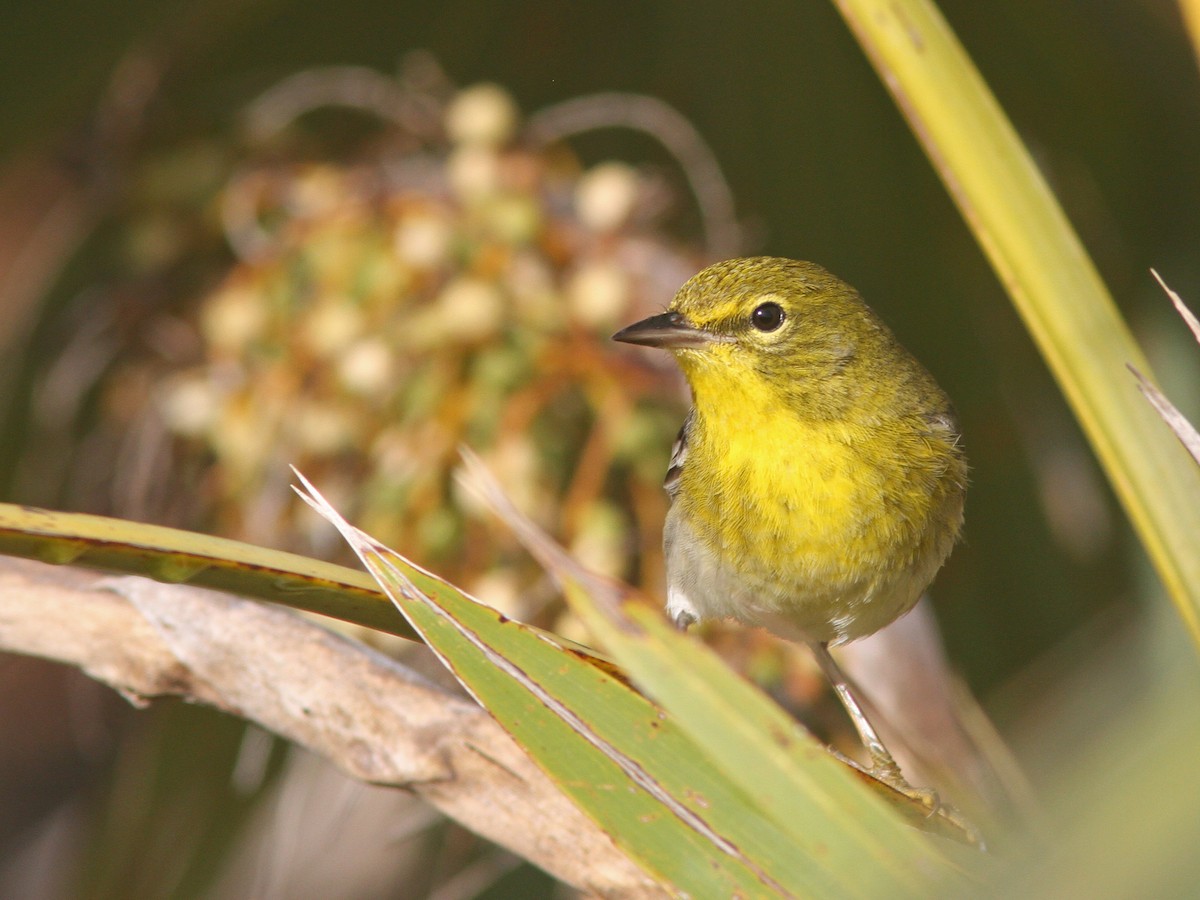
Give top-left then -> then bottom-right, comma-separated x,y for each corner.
2,1 -> 1199,896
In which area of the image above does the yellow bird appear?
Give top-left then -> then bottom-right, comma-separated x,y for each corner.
614,257 -> 967,792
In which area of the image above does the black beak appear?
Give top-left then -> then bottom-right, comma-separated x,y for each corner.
612,311 -> 714,349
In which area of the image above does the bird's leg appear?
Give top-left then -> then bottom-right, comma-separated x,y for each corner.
808,642 -> 897,775
809,641 -> 938,812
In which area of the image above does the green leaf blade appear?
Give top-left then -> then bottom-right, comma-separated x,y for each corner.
298,476 -> 844,897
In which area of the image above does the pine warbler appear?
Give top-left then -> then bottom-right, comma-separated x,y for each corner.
614,257 -> 967,792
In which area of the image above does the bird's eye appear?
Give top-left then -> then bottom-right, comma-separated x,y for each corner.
751,302 -> 785,332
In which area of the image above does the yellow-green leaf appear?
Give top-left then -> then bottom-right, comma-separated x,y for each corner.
830,0 -> 1200,642
0,502 -> 409,636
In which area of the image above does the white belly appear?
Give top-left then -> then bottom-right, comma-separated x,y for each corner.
663,505 -> 927,645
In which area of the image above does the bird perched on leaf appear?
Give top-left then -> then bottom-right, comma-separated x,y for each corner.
613,256 -> 967,795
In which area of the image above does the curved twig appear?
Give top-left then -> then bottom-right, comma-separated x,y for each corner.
525,93 -> 742,259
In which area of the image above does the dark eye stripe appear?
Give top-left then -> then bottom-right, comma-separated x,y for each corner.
751,302 -> 785,332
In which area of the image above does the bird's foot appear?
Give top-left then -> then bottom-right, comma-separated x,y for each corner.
858,749 -> 941,815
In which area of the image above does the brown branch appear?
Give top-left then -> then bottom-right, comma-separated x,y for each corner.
0,557 -> 658,897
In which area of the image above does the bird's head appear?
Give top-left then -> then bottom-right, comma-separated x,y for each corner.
614,257 -> 895,416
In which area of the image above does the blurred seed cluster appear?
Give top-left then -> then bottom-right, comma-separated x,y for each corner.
104,65 -> 721,635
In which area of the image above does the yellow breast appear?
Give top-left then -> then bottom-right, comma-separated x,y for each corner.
668,360 -> 963,642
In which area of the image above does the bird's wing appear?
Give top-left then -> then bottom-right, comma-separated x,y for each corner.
663,408 -> 693,499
